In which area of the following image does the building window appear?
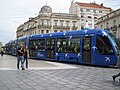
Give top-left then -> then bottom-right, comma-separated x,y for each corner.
113,20 -> 116,26
39,30 -> 40,34
93,10 -> 96,13
80,8 -> 83,12
66,21 -> 70,27
72,21 -> 76,27
41,30 -> 44,34
88,16 -> 92,18
46,30 -> 49,33
106,22 -> 109,28
47,20 -> 50,26
81,15 -> 84,18
41,19 -> 44,25
54,20 -> 58,26
86,9 -> 90,12
81,25 -> 84,29
101,25 -> 103,29
94,17 -> 97,19
54,30 -> 57,32
60,20 -> 64,27
99,11 -> 102,13
35,31 -> 36,34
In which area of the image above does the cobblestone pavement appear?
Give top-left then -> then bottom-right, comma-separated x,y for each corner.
0,55 -> 120,90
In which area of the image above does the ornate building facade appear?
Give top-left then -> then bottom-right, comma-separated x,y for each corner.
97,8 -> 120,40
16,5 -> 80,38
69,1 -> 112,29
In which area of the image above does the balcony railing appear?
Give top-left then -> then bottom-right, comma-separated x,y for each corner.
53,25 -> 70,29
112,25 -> 117,30
72,26 -> 78,30
38,25 -> 51,28
104,27 -> 110,31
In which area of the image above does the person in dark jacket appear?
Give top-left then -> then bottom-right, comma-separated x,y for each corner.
17,44 -> 25,70
1,51 -> 4,56
24,46 -> 29,69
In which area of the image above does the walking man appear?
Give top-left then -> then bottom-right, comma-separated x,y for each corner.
112,58 -> 120,81
17,44 -> 25,70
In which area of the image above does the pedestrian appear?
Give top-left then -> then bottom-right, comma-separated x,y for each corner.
1,48 -> 4,57
112,58 -> 120,82
24,46 -> 29,69
1,51 -> 4,56
17,44 -> 25,70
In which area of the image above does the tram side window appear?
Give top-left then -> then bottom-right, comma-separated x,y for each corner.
57,38 -> 67,53
38,39 -> 44,52
30,40 -> 36,50
82,37 -> 91,51
96,36 -> 114,55
18,41 -> 24,47
46,39 -> 55,50
67,38 -> 80,53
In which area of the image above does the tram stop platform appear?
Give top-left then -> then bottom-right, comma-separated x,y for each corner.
0,55 -> 120,90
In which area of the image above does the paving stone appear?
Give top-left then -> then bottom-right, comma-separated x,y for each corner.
6,83 -> 18,88
46,86 -> 60,90
0,86 -> 9,90
32,85 -> 46,90
26,81 -> 38,86
18,84 -> 32,89
52,83 -> 64,88
0,55 -> 120,90
59,87 -> 71,90
38,83 -> 52,87
9,87 -> 22,90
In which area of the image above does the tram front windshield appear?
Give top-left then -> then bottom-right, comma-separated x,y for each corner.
108,33 -> 119,55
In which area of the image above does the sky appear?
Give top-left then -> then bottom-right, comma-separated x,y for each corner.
0,0 -> 120,45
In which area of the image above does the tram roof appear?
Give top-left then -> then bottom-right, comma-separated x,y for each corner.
29,32 -> 65,38
29,28 -> 110,39
18,36 -> 27,40
66,28 -> 105,35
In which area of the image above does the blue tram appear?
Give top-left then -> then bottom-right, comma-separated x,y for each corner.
28,28 -> 119,66
5,36 -> 27,56
5,28 -> 119,66
17,36 -> 27,47
5,40 -> 17,55
11,40 -> 17,56
5,41 -> 11,54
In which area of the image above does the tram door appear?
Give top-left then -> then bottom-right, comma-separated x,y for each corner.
82,36 -> 92,63
46,38 -> 55,59
30,40 -> 37,57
